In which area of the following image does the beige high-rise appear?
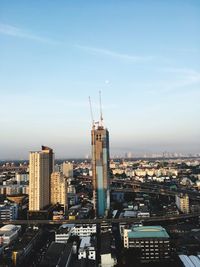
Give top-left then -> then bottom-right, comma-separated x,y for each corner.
29,146 -> 54,211
51,172 -> 68,211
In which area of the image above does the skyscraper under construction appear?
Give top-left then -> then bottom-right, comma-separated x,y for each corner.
90,94 -> 110,217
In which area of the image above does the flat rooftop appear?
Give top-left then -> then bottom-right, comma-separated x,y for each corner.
128,226 -> 170,239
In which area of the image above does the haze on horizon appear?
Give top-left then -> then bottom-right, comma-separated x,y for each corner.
0,0 -> 200,160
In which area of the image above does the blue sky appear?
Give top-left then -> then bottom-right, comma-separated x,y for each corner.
0,0 -> 200,159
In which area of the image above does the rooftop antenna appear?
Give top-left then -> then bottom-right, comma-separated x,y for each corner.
99,90 -> 103,126
89,96 -> 95,128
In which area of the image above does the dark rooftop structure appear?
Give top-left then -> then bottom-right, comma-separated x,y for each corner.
100,232 -> 112,255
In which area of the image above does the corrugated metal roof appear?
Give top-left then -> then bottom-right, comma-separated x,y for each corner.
179,255 -> 200,267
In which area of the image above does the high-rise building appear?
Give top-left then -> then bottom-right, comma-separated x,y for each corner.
29,146 -> 54,211
175,194 -> 189,214
91,123 -> 110,217
51,172 -> 68,212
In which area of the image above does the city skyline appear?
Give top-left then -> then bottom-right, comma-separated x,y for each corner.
0,1 -> 200,159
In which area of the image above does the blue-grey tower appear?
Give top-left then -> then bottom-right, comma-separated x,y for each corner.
90,93 -> 110,217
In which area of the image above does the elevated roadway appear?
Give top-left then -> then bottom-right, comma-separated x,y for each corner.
1,212 -> 200,225
110,179 -> 200,200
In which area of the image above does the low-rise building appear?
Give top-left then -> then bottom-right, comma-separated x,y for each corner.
55,224 -> 97,244
78,236 -> 96,261
0,225 -> 21,245
124,226 -> 170,263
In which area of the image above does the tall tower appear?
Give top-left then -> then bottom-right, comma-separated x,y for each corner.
29,146 -> 54,211
91,93 -> 110,217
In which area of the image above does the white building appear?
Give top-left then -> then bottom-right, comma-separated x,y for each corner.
78,236 -> 96,261
72,224 -> 96,237
55,224 -> 96,244
0,225 -> 21,245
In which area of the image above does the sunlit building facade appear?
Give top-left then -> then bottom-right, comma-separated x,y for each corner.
51,172 -> 68,212
29,146 -> 54,211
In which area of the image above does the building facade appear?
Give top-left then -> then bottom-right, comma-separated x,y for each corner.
0,202 -> 18,221
91,124 -> 110,217
51,172 -> 68,211
29,146 -> 54,211
55,224 -> 97,244
124,226 -> 170,263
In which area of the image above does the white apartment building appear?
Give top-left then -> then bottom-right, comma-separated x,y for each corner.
175,194 -> 189,214
55,224 -> 96,244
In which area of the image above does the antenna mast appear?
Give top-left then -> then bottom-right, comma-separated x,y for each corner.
89,96 -> 95,127
99,90 -> 103,126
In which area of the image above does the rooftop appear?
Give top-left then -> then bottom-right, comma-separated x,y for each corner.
128,226 -> 170,239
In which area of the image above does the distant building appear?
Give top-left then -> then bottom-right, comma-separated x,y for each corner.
175,194 -> 189,214
124,226 -> 170,263
51,172 -> 68,212
62,162 -> 73,178
67,185 -> 77,206
0,202 -> 18,221
15,173 -> 29,184
91,121 -> 110,217
29,146 -> 54,211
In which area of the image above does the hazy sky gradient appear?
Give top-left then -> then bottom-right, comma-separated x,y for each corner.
0,0 -> 200,159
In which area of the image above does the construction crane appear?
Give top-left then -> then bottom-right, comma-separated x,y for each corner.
99,90 -> 103,127
89,96 -> 95,127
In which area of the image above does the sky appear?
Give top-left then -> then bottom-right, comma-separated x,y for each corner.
0,0 -> 200,159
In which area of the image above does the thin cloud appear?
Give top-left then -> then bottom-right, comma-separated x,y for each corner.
0,23 -> 59,44
162,67 -> 200,76
75,44 -> 153,62
162,68 -> 200,88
